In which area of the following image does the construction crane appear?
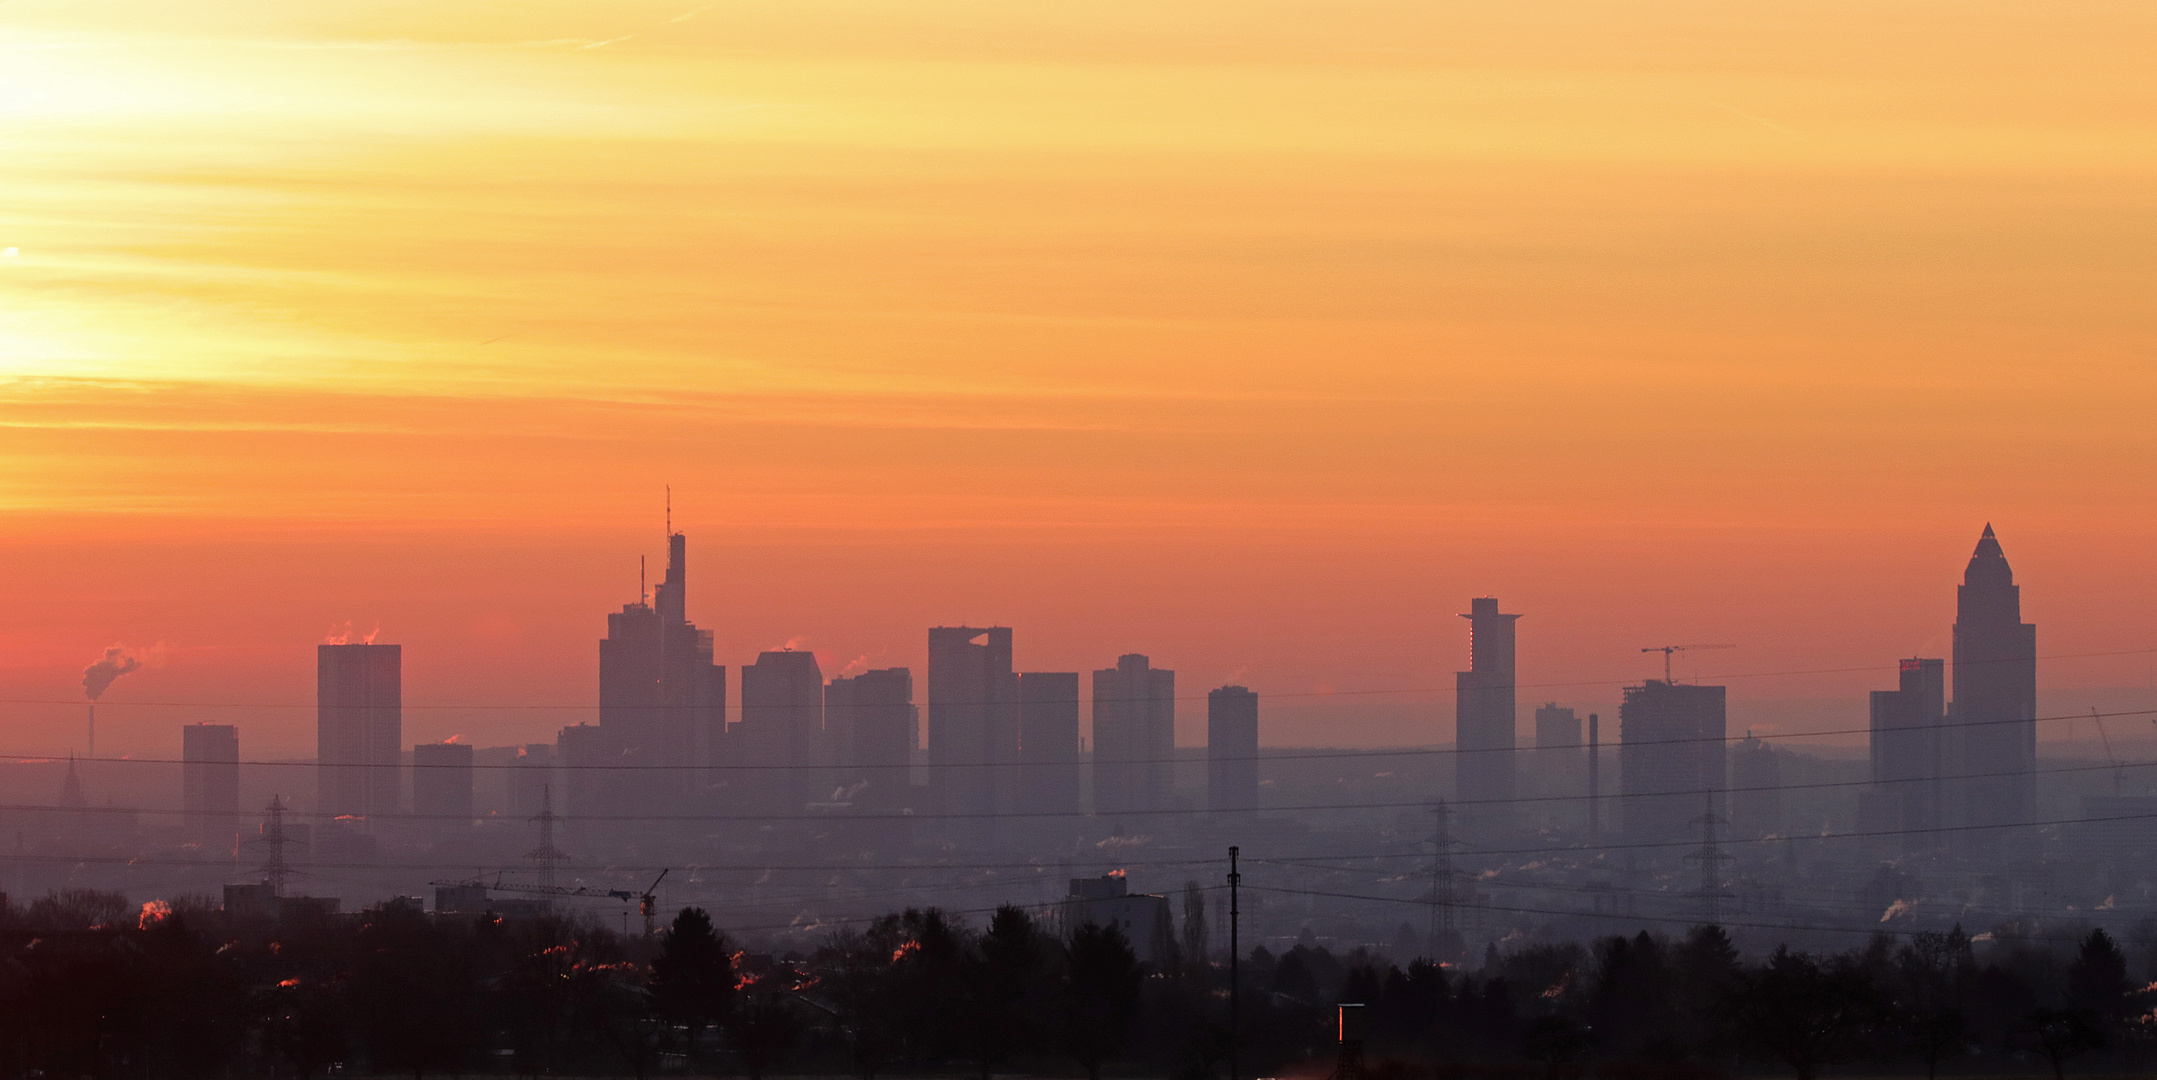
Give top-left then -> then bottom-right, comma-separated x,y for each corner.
629,868 -> 669,938
429,867 -> 670,934
1640,643 -> 1735,683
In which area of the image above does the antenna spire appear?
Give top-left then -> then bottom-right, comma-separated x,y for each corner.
640,555 -> 647,604
666,485 -> 672,534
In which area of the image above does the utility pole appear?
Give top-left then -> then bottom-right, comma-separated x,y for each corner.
1685,792 -> 1733,924
1228,845 -> 1241,1080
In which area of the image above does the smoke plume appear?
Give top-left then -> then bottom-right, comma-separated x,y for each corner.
324,622 -> 382,646
82,646 -> 142,700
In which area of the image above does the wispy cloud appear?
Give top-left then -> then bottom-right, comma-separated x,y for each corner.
667,4 -> 719,25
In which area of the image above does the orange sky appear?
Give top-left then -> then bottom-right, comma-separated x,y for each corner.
2,0 -> 2154,756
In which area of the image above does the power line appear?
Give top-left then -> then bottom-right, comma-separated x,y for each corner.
1248,802 -> 2157,862
18,703 -> 2157,772
12,752 -> 2152,823
11,801 -> 2157,880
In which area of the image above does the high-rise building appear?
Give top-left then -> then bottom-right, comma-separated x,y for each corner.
1207,685 -> 1259,812
511,742 -> 556,816
1618,680 -> 1726,847
1455,598 -> 1519,830
826,667 -> 914,808
1092,654 -> 1175,815
927,627 -> 1019,824
1952,525 -> 2037,834
599,530 -> 725,807
413,741 -> 475,823
1728,733 -> 1783,839
557,723 -> 621,826
317,642 -> 401,819
1534,704 -> 1581,758
1529,703 -> 1583,830
182,723 -> 240,850
1019,672 -> 1082,815
740,650 -> 825,810
1868,658 -> 1945,849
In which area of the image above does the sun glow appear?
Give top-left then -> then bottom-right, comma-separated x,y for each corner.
0,0 -> 2151,753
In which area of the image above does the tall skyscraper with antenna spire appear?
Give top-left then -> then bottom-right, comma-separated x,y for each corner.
598,507 -> 725,813
1951,524 -> 2037,836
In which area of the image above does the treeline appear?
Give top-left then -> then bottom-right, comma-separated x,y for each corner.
0,889 -> 2150,1079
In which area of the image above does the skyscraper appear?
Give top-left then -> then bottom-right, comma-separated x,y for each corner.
317,642 -> 400,819
1092,654 -> 1175,815
1728,732 -> 1783,839
927,627 -> 1019,824
1530,703 -> 1583,830
740,650 -> 825,810
1454,598 -> 1519,829
1868,657 -> 1945,848
557,723 -> 620,825
1618,680 -> 1726,847
826,667 -> 914,808
1206,685 -> 1259,812
1534,704 -> 1581,758
1952,525 -> 2038,834
1019,671 -> 1082,815
510,742 -> 555,816
413,740 -> 475,823
182,722 -> 240,849
599,529 -> 725,807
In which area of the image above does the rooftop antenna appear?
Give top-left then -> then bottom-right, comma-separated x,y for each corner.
640,556 -> 647,605
666,484 -> 672,535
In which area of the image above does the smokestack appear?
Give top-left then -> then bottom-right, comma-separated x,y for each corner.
82,646 -> 143,758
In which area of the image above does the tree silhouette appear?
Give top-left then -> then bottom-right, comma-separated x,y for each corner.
1522,1015 -> 1592,1080
2029,1008 -> 2105,1080
1671,925 -> 1743,1062
350,902 -> 484,1080
2067,928 -> 2131,1020
962,905 -> 1054,1079
731,973 -> 802,1080
1064,921 -> 1142,1080
1182,882 -> 1209,970
892,907 -> 971,1066
650,907 -> 736,1065
816,918 -> 912,1079
260,976 -> 348,1080
1733,947 -> 1879,1080
1589,932 -> 1674,1059
1893,926 -> 1975,1080
132,912 -> 245,1079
